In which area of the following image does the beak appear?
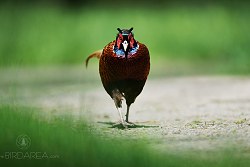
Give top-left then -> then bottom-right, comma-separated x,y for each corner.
122,40 -> 128,52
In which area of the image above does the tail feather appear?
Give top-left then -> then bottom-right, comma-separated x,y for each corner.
85,50 -> 102,68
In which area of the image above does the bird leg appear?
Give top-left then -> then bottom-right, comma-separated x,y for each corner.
112,89 -> 127,128
125,104 -> 135,126
125,104 -> 130,122
116,107 -> 126,126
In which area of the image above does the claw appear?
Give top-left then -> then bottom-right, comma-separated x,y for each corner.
111,121 -> 136,129
112,122 -> 128,129
125,121 -> 135,127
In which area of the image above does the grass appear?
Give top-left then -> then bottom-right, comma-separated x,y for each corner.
234,118 -> 247,125
1,3 -> 250,166
0,105 -> 250,167
0,5 -> 250,74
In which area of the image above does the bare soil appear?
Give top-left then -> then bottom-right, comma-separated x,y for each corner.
1,67 -> 250,154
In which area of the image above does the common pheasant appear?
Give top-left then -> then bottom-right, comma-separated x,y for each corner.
86,28 -> 150,128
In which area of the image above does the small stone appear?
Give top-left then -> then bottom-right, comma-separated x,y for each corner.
172,129 -> 181,134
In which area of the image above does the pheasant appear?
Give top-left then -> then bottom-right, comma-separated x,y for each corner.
86,28 -> 150,128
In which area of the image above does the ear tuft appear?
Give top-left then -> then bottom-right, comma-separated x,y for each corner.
117,28 -> 122,33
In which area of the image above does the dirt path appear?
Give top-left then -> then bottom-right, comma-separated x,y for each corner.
1,68 -> 250,154
84,76 -> 250,153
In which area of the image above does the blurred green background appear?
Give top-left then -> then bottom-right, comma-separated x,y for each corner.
1,0 -> 250,74
1,1 -> 250,166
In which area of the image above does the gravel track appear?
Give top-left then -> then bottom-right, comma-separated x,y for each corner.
1,68 -> 250,154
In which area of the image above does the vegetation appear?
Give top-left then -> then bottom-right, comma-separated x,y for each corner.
0,105 -> 250,167
0,5 -> 250,74
1,2 -> 250,166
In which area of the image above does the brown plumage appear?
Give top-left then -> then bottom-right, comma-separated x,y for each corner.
86,28 -> 150,128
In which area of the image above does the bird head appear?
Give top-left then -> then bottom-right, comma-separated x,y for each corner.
115,27 -> 137,59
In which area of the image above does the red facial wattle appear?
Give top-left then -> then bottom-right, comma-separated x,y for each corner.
128,34 -> 135,49
116,34 -> 123,50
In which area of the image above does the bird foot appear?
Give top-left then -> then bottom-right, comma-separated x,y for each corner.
112,121 -> 135,129
125,121 -> 136,127
112,122 -> 127,129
